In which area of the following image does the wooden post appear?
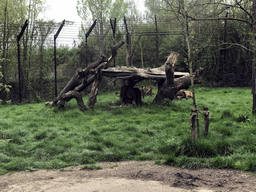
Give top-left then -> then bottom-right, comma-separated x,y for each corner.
203,107 -> 210,136
190,108 -> 197,143
196,112 -> 200,138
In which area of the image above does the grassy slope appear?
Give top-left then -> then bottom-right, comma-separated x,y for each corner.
0,87 -> 256,175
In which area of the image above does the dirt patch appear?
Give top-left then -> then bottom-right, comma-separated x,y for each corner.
1,161 -> 256,192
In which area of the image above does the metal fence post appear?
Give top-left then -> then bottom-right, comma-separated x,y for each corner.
17,19 -> 28,104
110,18 -> 116,68
54,20 -> 65,98
155,15 -> 159,68
85,19 -> 97,67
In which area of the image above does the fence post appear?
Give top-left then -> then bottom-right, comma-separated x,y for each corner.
110,18 -> 116,67
85,19 -> 97,67
155,15 -> 159,68
54,20 -> 65,98
196,112 -> 200,138
110,18 -> 117,86
17,19 -> 28,104
190,108 -> 197,143
203,107 -> 210,136
124,16 -> 131,67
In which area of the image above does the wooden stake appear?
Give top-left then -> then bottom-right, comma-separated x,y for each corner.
190,108 -> 197,143
196,112 -> 200,138
203,107 -> 210,136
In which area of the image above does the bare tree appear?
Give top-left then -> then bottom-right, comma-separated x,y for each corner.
152,0 -> 256,114
77,0 -> 134,55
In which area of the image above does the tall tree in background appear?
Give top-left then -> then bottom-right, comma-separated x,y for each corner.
145,0 -> 256,114
23,0 -> 46,79
76,0 -> 134,55
0,0 -> 27,81
0,0 -> 27,102
37,20 -> 57,97
252,0 -> 256,114
20,0 -> 49,99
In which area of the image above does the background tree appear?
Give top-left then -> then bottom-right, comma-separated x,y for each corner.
36,20 -> 57,97
0,0 -> 27,101
20,0 -> 47,99
76,0 -> 132,55
145,0 -> 256,113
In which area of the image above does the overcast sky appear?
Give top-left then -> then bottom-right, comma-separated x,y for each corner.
42,0 -> 146,46
43,0 -> 146,23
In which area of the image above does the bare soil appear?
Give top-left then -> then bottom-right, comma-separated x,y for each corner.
1,161 -> 256,192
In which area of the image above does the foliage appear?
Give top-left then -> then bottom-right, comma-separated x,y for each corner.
82,164 -> 103,170
144,0 -> 254,86
77,0 -> 132,55
1,87 -> 256,174
0,57 -> 11,104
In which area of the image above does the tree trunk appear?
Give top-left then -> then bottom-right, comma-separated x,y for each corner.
152,52 -> 184,104
46,48 -> 203,110
46,41 -> 125,110
86,65 -> 104,109
252,0 -> 256,114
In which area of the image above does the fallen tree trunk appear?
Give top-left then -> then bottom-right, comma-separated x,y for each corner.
46,49 -> 202,110
152,63 -> 203,104
102,52 -> 202,105
46,41 -> 125,110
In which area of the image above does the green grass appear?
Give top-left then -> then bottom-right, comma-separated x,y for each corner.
0,87 -> 256,174
82,164 -> 103,170
109,164 -> 119,168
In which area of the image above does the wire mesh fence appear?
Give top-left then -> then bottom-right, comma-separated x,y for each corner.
0,17 -> 185,103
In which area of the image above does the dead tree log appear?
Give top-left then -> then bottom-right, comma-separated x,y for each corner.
101,52 -> 202,106
86,65 -> 103,109
46,49 -> 202,110
152,53 -> 203,104
46,41 -> 125,110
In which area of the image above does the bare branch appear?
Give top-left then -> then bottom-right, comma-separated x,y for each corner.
219,42 -> 254,53
235,0 -> 253,22
189,16 -> 251,25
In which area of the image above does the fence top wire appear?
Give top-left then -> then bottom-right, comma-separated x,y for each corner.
0,19 -> 189,48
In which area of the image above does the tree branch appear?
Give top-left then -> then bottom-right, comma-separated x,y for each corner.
189,16 -> 251,25
218,42 -> 254,53
235,0 -> 253,23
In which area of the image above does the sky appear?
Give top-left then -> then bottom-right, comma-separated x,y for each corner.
43,0 -> 146,23
43,0 -> 81,23
42,0 -> 146,46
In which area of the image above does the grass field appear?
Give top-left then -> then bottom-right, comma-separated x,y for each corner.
1,87 -> 256,175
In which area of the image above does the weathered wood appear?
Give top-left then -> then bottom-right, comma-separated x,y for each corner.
54,56 -> 107,103
152,52 -> 179,104
190,108 -> 197,143
87,69 -> 102,109
46,41 -> 125,110
61,90 -> 86,111
106,52 -> 201,106
101,67 -> 189,80
203,107 -> 210,136
196,114 -> 200,138
47,48 -> 202,110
